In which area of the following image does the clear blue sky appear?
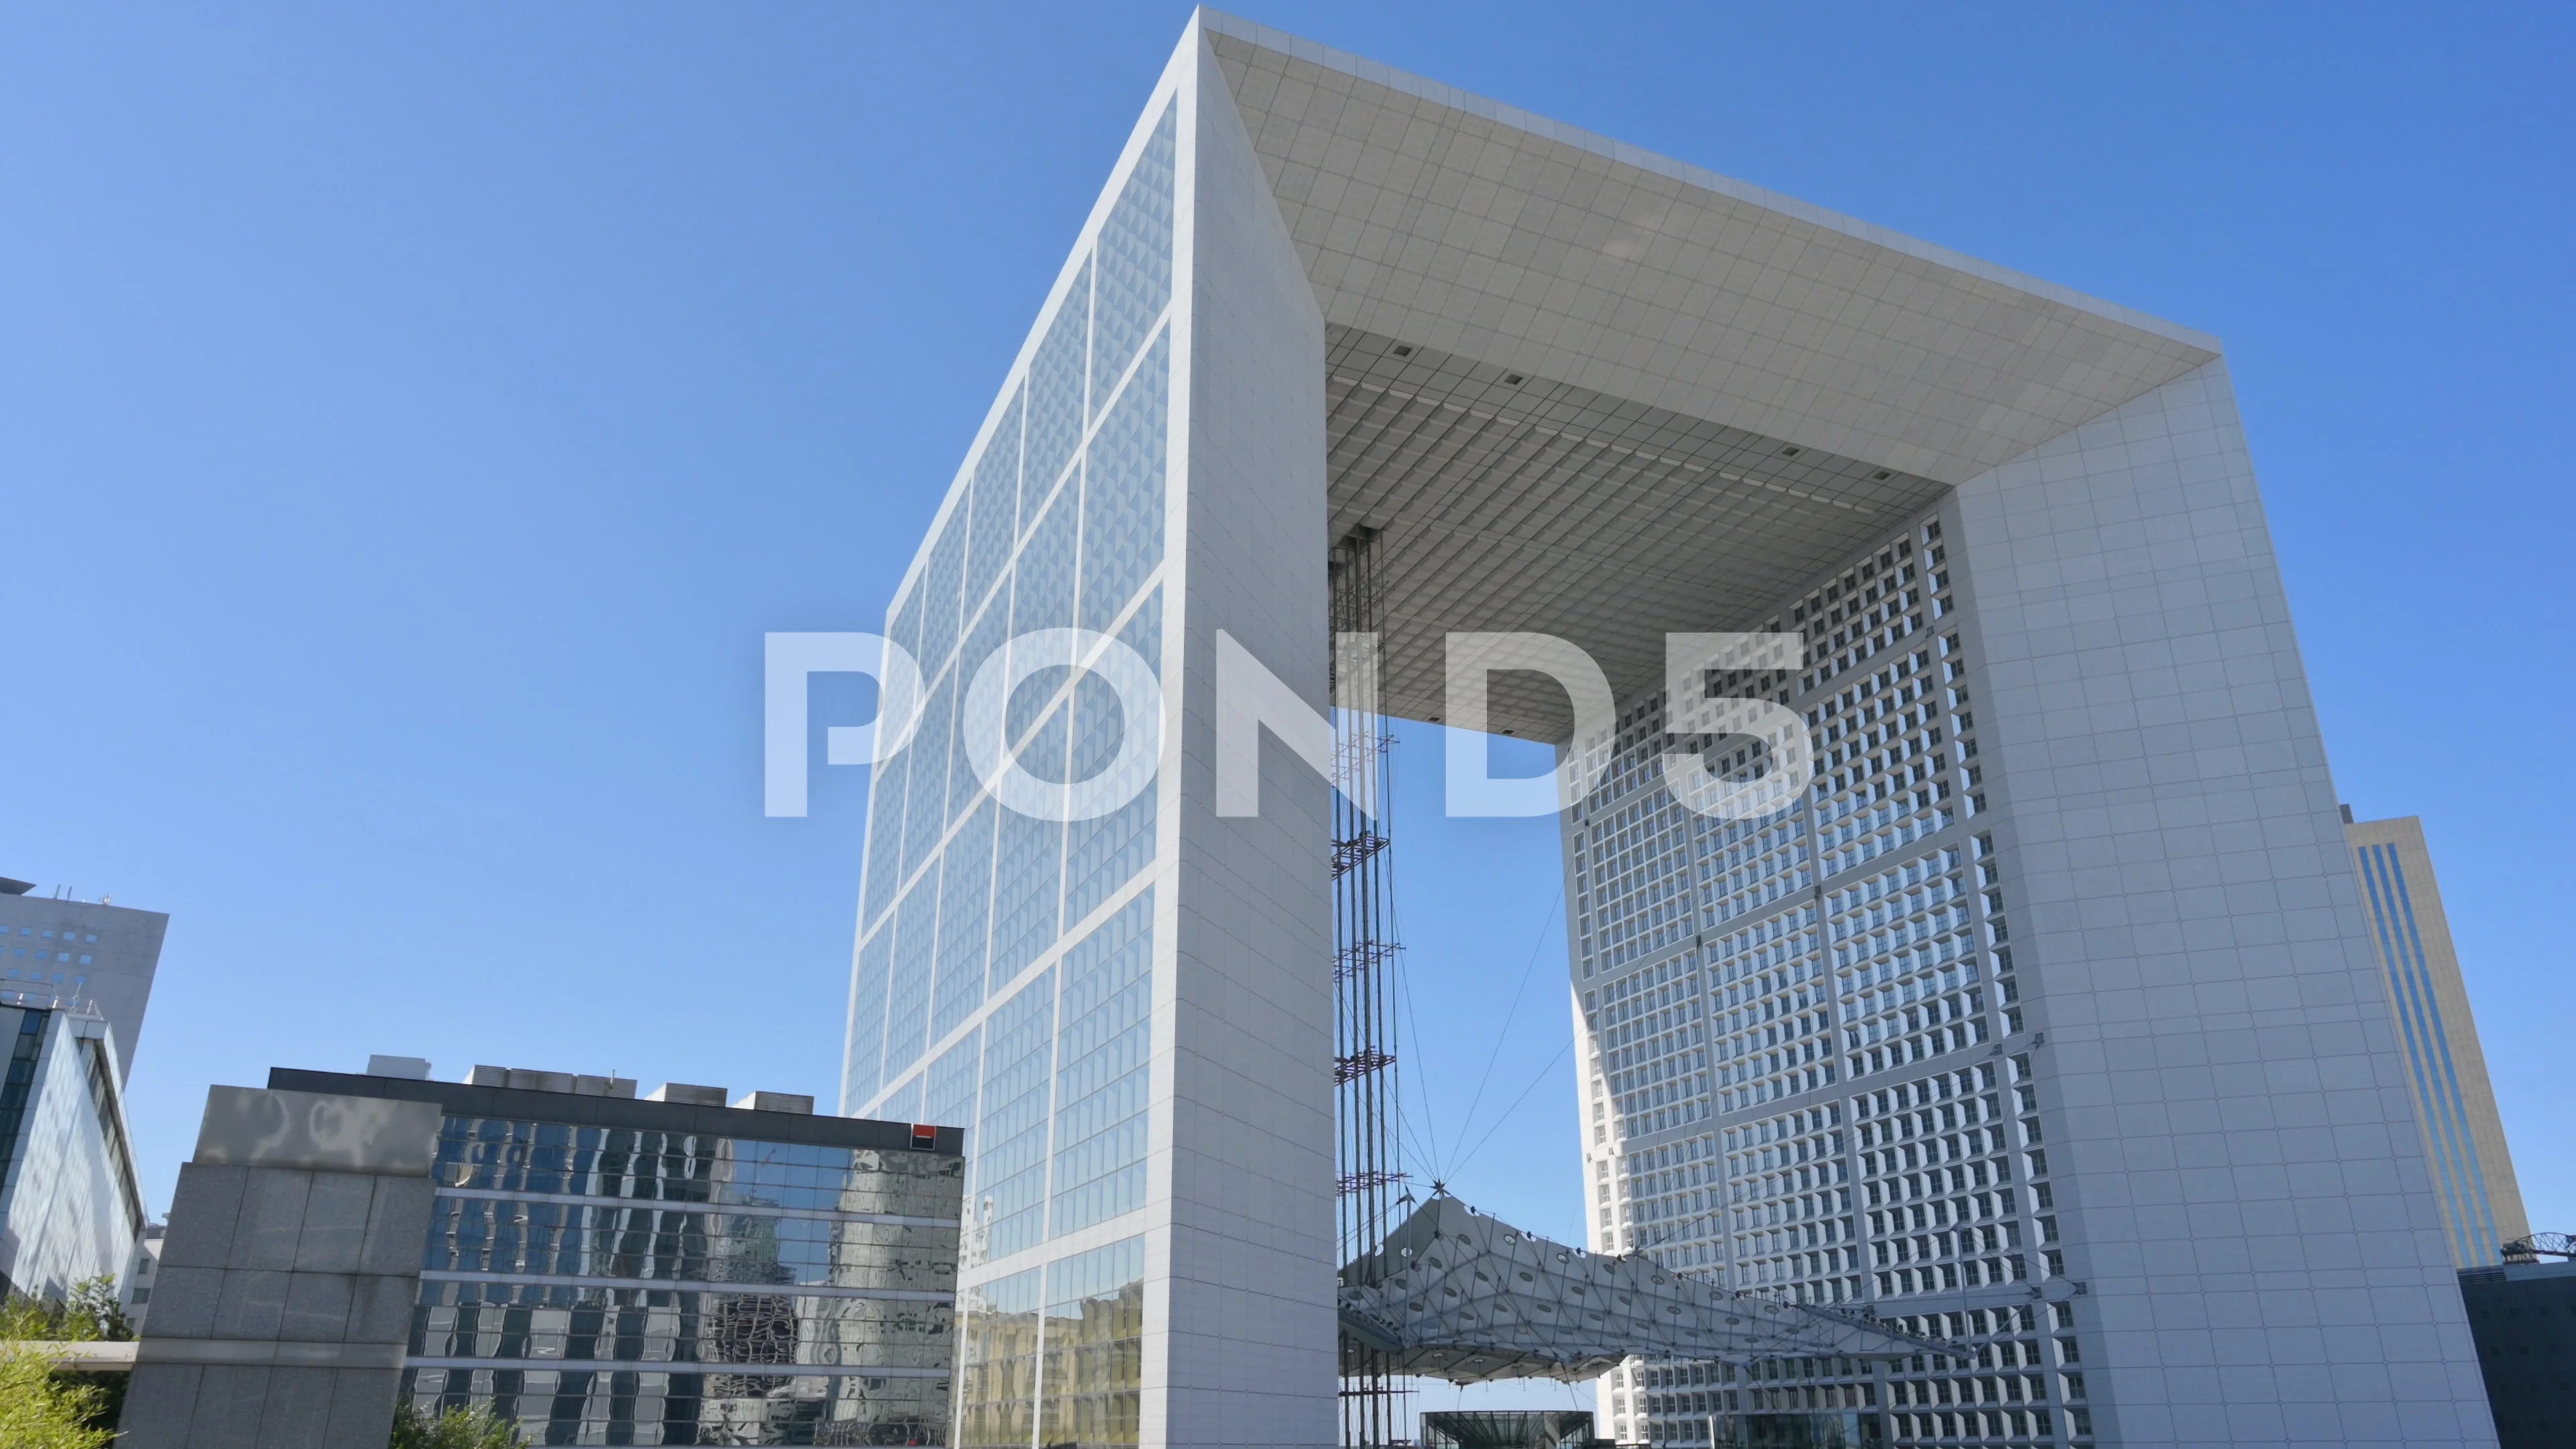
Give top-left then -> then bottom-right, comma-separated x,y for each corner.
3,0 -> 2568,1318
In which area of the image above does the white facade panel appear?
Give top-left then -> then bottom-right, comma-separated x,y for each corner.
846,14 -> 2496,1448
1951,363 -> 2493,1447
1153,37 -> 1336,1449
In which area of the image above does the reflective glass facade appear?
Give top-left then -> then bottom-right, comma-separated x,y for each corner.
845,95 -> 1172,1449
955,1236 -> 1145,1449
1038,1238 -> 1146,1448
395,1108 -> 963,1446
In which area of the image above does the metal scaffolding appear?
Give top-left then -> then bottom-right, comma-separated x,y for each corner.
1332,526 -> 1407,1448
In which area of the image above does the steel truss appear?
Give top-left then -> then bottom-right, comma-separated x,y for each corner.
1332,527 -> 1408,1448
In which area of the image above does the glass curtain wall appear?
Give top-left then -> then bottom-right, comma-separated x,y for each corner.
846,95 -> 1175,1449
400,1115 -> 964,1445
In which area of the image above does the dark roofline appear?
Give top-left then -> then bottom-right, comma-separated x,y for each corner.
266,1068 -> 963,1156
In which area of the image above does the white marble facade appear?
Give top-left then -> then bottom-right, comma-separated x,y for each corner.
845,12 -> 2493,1448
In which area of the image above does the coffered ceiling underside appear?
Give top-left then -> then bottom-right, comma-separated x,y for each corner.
1325,325 -> 1949,743
1210,25 -> 2218,494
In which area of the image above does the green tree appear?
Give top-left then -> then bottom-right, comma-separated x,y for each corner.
0,1344 -> 115,1449
390,1402 -> 529,1449
64,1275 -> 132,1343
0,1294 -> 116,1449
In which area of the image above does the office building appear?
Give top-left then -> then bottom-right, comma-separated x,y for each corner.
0,996 -> 146,1301
123,1220 -> 167,1330
123,1061 -> 962,1448
2343,812 -> 2528,1269
0,876 -> 170,1078
841,11 -> 2492,1446
2455,1258 -> 2575,1449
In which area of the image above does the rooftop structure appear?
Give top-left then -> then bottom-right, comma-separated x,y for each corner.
2456,1257 -> 2576,1449
0,881 -> 168,1077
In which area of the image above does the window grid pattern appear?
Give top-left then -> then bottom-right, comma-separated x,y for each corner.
1709,908 -> 1831,1113
883,875 -> 943,1086
1048,894 -> 1154,1236
1876,1301 -> 2089,1449
957,1236 -> 1147,1449
1089,108 -> 1177,418
1063,591 -> 1165,929
1586,958 -> 1713,1161
932,802 -> 1000,1041
958,1267 -> 1043,1449
1858,1063 -> 2027,1299
1723,1105 -> 1858,1303
403,1120 -> 960,1444
1835,847 -> 1984,1081
1634,1356 -> 1879,1444
1630,1311 -> 2088,1449
1568,514 -> 2077,1447
1702,818 -> 1811,928
962,391 -> 1026,625
1039,1236 -> 1146,1448
927,1028 -> 984,1145
846,101 -> 1177,1115
1575,780 -> 1695,969
972,969 -> 1059,1265
1024,259 -> 1093,510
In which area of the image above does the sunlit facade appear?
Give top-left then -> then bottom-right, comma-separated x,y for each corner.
0,1002 -> 143,1303
2344,814 -> 2527,1269
845,101 -> 1185,1449
1568,513 -> 2065,1445
845,11 -> 2498,1448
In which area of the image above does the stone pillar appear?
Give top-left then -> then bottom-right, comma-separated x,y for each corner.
120,1086 -> 440,1449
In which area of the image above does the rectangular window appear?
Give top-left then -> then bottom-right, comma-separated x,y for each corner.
1088,105 -> 1176,411
926,1028 -> 984,1137
975,969 -> 1060,1261
1042,1236 -> 1146,1449
1049,892 -> 1154,1236
955,1267 -> 1043,1449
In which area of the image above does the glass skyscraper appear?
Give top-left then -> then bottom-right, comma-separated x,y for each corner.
2343,814 -> 2526,1270
845,12 -> 2500,1447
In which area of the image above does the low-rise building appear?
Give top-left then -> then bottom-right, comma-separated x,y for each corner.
123,1058 -> 963,1448
2458,1258 -> 2576,1449
123,1220 -> 167,1330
